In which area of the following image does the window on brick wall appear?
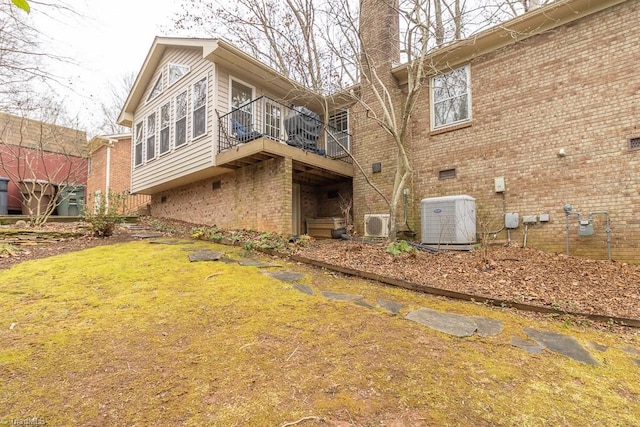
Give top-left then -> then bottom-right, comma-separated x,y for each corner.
160,102 -> 171,155
192,77 -> 207,139
134,121 -> 143,167
629,137 -> 640,151
146,113 -> 156,161
431,65 -> 471,129
175,91 -> 187,147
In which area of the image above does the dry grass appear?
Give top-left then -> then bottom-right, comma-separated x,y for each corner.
0,240 -> 639,426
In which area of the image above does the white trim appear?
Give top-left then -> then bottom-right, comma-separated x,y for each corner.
146,112 -> 157,161
192,75 -> 209,140
105,144 -> 111,192
133,120 -> 144,168
430,65 -> 472,131
146,74 -> 164,104
228,76 -> 255,111
159,101 -> 172,156
174,89 -> 189,148
328,109 -> 350,152
167,63 -> 191,87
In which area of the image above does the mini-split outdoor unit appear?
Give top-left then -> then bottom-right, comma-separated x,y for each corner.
421,195 -> 476,245
364,214 -> 390,238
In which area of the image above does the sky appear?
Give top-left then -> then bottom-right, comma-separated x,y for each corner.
31,0 -> 189,134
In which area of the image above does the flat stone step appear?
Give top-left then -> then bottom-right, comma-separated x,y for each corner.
524,327 -> 599,366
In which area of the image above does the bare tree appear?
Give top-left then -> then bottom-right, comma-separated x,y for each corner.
93,71 -> 135,135
0,1 -> 81,113
173,0 -> 556,241
174,0 -> 359,95
0,100 -> 88,225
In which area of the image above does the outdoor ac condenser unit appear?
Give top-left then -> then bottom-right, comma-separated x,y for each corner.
421,195 -> 476,245
364,214 -> 390,238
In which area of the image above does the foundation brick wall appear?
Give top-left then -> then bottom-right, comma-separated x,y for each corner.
150,157 -> 292,234
355,1 -> 640,263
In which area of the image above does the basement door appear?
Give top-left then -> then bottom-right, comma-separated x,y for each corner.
292,183 -> 301,235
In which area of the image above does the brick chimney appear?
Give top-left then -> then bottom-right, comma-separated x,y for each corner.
359,0 -> 400,75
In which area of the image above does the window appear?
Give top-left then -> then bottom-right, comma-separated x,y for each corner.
328,110 -> 350,156
230,79 -> 254,135
264,101 -> 282,139
175,91 -> 187,147
431,65 -> 471,129
629,137 -> 640,151
160,102 -> 171,154
192,77 -> 207,139
134,121 -> 144,166
231,79 -> 253,110
168,64 -> 190,86
146,113 -> 156,160
147,74 -> 163,102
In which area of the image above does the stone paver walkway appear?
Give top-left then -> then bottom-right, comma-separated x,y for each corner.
167,241 -> 640,368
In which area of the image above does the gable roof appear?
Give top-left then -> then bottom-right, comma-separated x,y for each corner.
118,37 -> 315,127
87,133 -> 131,155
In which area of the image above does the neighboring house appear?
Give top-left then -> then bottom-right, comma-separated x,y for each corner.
118,38 -> 353,235
354,0 -> 639,262
0,112 -> 88,215
87,134 -> 150,215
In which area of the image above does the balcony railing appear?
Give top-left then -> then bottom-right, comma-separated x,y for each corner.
217,96 -> 351,163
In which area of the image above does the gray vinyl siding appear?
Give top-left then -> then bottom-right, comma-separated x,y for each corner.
131,47 -> 216,193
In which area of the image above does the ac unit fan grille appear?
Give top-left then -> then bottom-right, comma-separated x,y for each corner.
366,216 -> 384,236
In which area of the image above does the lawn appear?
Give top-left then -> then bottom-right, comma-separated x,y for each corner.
0,240 -> 639,426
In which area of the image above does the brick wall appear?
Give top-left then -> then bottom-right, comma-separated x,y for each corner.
86,146 -> 107,204
300,180 -> 352,233
87,137 -> 150,214
151,157 -> 292,234
355,1 -> 640,263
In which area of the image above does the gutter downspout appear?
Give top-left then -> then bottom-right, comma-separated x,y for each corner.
105,140 -> 116,209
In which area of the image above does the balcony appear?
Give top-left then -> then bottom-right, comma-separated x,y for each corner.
216,96 -> 352,184
218,96 -> 351,160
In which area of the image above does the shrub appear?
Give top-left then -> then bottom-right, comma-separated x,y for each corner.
83,191 -> 127,237
191,226 -> 223,242
386,240 -> 416,256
